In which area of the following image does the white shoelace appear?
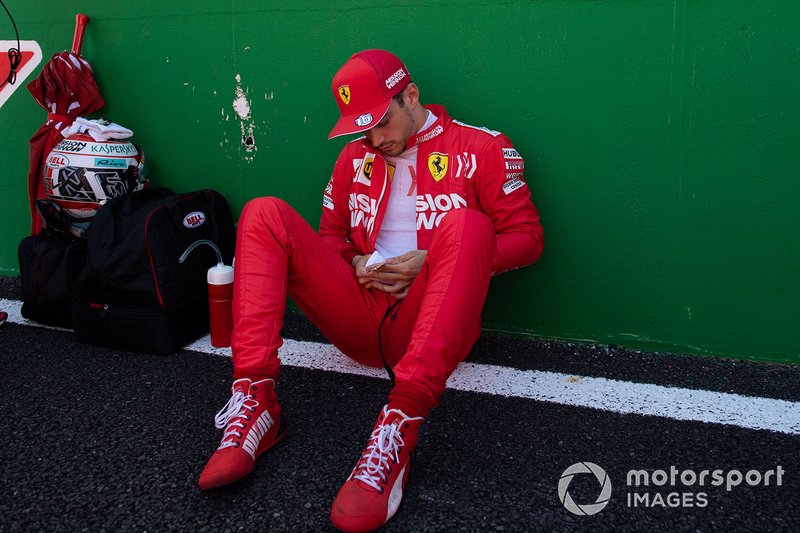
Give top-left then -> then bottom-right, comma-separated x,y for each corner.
352,421 -> 404,491
213,391 -> 257,450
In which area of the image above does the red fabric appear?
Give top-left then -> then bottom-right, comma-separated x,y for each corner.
328,49 -> 411,139
197,378 -> 285,490
319,104 -> 543,275
231,198 -> 495,410
387,372 -> 441,418
231,106 -> 543,410
26,53 -> 105,234
330,406 -> 424,531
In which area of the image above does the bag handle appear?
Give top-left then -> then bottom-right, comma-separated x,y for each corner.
163,191 -> 224,256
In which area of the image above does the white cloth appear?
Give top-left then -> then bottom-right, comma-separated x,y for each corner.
63,117 -> 134,141
365,250 -> 387,270
374,111 -> 437,260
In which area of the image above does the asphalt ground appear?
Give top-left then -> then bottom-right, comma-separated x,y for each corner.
1,276 -> 799,532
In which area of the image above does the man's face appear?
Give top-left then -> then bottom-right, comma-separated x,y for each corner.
363,96 -> 417,157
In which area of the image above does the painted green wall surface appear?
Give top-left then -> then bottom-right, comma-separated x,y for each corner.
1,2 -> 797,363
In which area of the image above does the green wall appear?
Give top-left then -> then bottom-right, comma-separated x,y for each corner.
1,1 -> 798,363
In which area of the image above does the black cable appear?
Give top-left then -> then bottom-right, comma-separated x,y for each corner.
377,297 -> 403,385
0,0 -> 21,90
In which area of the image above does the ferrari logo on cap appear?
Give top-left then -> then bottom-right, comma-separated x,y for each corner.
428,153 -> 449,182
338,85 -> 351,105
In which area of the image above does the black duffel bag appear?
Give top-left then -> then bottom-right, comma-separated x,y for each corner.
72,186 -> 235,354
18,233 -> 87,328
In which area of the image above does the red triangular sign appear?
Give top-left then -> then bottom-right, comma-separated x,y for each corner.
0,40 -> 43,109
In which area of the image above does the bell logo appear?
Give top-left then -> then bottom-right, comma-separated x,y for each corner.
46,154 -> 70,169
338,85 -> 351,105
183,211 -> 206,229
428,153 -> 449,182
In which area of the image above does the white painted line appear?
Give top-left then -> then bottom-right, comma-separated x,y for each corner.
3,297 -> 799,435
2,298 -> 71,332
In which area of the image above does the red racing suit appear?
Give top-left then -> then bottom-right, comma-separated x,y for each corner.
319,104 -> 542,274
231,104 -> 542,416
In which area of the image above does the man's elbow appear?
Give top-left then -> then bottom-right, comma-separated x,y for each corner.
532,229 -> 544,263
522,223 -> 544,265
517,237 -> 542,268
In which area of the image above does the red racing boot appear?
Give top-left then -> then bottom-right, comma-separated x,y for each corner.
198,378 -> 286,490
330,406 -> 425,532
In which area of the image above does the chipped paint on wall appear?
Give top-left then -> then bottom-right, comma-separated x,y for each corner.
233,79 -> 250,120
232,74 -> 257,161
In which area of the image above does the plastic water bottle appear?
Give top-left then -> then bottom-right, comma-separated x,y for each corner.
207,263 -> 234,347
179,239 -> 233,348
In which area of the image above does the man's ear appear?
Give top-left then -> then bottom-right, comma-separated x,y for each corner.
404,83 -> 420,107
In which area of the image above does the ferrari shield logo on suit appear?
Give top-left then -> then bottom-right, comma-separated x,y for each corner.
427,153 -> 448,182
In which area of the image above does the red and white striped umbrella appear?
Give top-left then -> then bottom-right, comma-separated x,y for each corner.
25,15 -> 105,234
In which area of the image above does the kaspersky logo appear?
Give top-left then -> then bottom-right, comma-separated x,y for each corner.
338,85 -> 350,105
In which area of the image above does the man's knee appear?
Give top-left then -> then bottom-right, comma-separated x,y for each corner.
438,208 -> 494,244
440,207 -> 491,228
242,196 -> 290,219
239,196 -> 301,232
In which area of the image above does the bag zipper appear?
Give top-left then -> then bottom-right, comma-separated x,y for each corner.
89,302 -> 109,319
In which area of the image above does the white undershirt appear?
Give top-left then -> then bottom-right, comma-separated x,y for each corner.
374,111 -> 437,260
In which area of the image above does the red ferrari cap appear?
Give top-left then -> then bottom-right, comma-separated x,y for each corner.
328,50 -> 412,139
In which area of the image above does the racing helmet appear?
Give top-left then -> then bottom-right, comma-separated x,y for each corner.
42,133 -> 148,225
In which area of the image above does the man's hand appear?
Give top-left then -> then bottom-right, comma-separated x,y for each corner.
354,250 -> 427,299
353,254 -> 393,293
352,255 -> 374,286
